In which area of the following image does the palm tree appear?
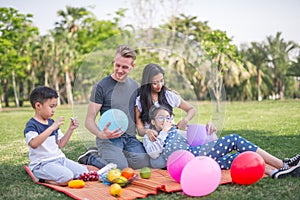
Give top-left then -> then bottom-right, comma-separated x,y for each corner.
53,6 -> 91,105
241,42 -> 269,100
265,32 -> 298,99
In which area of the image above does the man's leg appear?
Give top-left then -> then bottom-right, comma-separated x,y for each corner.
124,135 -> 150,169
96,137 -> 129,170
150,154 -> 166,169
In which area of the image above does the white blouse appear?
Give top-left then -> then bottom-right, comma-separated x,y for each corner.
135,90 -> 181,128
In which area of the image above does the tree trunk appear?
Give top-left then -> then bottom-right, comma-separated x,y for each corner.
3,78 -> 9,107
12,71 -> 20,107
280,80 -> 285,100
31,67 -> 35,89
54,67 -> 61,106
44,70 -> 49,86
19,79 -> 24,107
257,67 -> 262,101
274,77 -> 279,98
65,70 -> 73,105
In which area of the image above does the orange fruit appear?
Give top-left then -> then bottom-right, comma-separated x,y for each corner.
140,167 -> 151,179
107,168 -> 121,182
121,167 -> 135,179
109,183 -> 122,197
68,180 -> 85,188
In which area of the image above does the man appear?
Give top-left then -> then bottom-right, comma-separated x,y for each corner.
79,45 -> 150,169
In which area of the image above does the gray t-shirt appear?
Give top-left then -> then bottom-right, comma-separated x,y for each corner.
90,75 -> 139,136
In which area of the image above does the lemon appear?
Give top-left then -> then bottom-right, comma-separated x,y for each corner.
140,167 -> 151,179
68,180 -> 85,188
107,168 -> 121,182
109,183 -> 122,197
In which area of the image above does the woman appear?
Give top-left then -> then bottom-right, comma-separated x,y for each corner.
135,63 -> 197,141
135,63 -> 200,168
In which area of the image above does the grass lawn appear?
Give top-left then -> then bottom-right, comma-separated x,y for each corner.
0,100 -> 299,199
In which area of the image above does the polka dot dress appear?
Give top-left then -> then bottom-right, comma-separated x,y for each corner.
163,131 -> 258,169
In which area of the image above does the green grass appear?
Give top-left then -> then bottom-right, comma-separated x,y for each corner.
0,101 -> 300,199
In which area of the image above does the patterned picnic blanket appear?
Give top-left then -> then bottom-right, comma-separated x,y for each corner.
24,165 -> 233,200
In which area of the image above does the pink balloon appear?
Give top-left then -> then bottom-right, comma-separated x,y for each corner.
187,124 -> 207,147
230,151 -> 265,185
166,150 -> 195,183
181,156 -> 221,197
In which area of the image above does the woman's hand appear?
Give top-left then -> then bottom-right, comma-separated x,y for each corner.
176,118 -> 188,130
145,129 -> 158,142
206,121 -> 217,135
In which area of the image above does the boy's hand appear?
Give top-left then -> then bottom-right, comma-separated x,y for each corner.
51,116 -> 65,130
70,117 -> 79,130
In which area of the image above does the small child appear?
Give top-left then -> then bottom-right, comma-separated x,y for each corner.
24,86 -> 88,185
143,105 -> 300,179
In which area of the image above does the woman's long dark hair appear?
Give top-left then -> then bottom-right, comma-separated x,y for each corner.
139,63 -> 173,124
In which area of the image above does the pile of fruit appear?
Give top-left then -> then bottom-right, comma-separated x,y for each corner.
106,167 -> 137,187
67,166 -> 152,198
107,167 -> 152,197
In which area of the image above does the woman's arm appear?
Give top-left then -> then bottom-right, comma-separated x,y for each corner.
176,98 -> 196,130
135,106 -> 158,141
135,106 -> 147,136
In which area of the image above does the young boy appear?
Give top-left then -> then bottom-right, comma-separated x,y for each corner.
24,86 -> 88,186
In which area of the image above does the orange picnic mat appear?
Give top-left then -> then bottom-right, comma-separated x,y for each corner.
24,165 -> 233,200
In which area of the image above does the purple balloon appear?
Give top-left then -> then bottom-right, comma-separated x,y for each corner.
181,156 -> 221,197
166,150 -> 195,183
187,124 -> 207,147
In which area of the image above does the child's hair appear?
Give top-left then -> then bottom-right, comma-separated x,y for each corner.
149,105 -> 172,121
29,86 -> 58,109
149,105 -> 172,130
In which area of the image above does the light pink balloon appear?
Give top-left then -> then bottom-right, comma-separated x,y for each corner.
187,124 -> 207,146
181,156 -> 221,197
166,150 -> 195,183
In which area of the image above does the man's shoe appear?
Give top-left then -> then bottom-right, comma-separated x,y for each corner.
283,154 -> 300,167
78,147 -> 98,165
271,165 -> 300,179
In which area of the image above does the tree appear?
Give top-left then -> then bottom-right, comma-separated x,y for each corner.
0,7 -> 38,107
265,32 -> 298,99
52,6 -> 92,105
240,42 -> 269,100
